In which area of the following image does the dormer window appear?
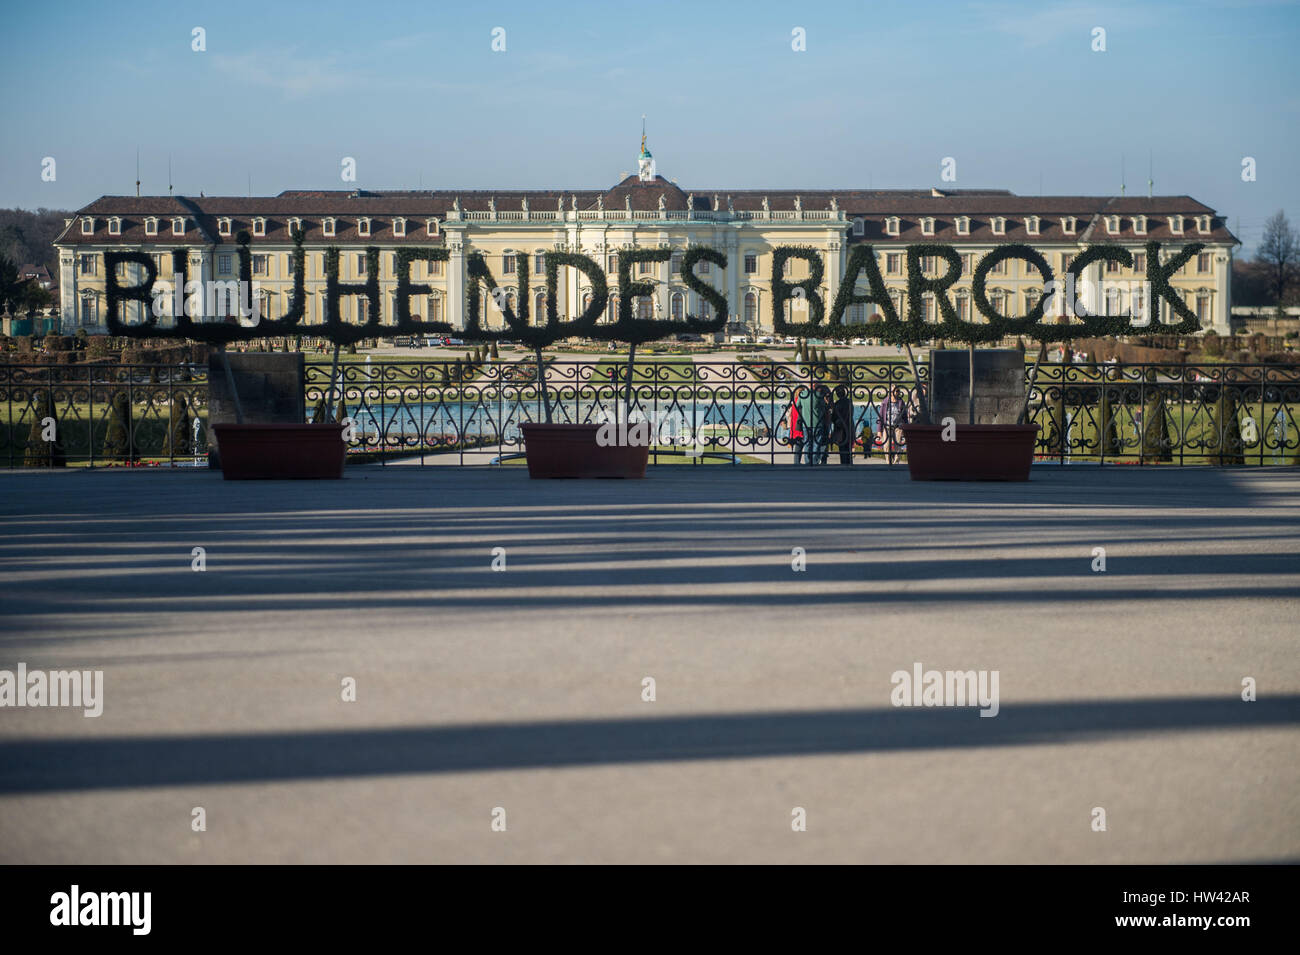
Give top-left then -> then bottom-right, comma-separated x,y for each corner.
81,217 -> 94,235
1196,215 -> 1211,234
108,217 -> 121,236
252,217 -> 266,237
1133,215 -> 1147,235
885,216 -> 900,237
1061,216 -> 1077,235
323,217 -> 336,237
955,215 -> 970,236
852,217 -> 864,237
1025,215 -> 1040,236
1169,215 -> 1184,234
991,216 -> 1006,236
172,217 -> 185,236
358,218 -> 371,237
920,216 -> 935,236
287,217 -> 302,237
393,217 -> 406,237
426,218 -> 439,236
218,218 -> 232,237
1106,216 -> 1120,234
144,217 -> 158,236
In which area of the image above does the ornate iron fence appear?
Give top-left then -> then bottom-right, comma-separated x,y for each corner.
303,358 -> 1300,467
4,358 -> 1296,468
0,363 -> 210,468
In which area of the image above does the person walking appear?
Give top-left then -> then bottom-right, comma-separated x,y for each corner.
879,385 -> 909,465
830,385 -> 854,465
799,384 -> 824,466
784,389 -> 806,464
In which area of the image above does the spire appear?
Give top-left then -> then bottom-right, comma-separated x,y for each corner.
637,115 -> 655,181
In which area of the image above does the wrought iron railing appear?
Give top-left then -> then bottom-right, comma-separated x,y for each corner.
0,362 -> 210,468
4,358 -> 1296,468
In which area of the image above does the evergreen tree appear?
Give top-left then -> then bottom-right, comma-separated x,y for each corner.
23,389 -> 65,467
103,391 -> 136,463
1139,371 -> 1172,463
1212,385 -> 1245,466
168,394 -> 191,456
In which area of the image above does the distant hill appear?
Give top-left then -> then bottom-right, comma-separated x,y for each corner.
0,208 -> 70,277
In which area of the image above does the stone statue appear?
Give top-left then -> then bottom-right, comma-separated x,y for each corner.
597,195 -> 604,215
452,196 -> 461,215
687,193 -> 694,211
830,196 -> 838,212
570,194 -> 577,212
658,194 -> 666,215
557,196 -> 564,215
521,196 -> 529,214
794,195 -> 802,212
727,195 -> 734,215
713,194 -> 720,211
488,197 -> 496,216
762,196 -> 770,215
625,195 -> 632,215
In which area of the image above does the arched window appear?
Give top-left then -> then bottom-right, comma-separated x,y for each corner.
606,294 -> 619,324
534,290 -> 546,321
428,293 -> 442,324
853,218 -> 864,237
744,292 -> 757,325
850,303 -> 865,325
670,292 -> 684,319
636,296 -> 653,320
581,292 -> 592,317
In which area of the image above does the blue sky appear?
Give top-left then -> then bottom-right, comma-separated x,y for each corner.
2,0 -> 1296,253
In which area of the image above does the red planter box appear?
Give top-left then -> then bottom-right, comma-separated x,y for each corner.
900,424 -> 1039,481
521,423 -> 649,479
212,423 -> 347,480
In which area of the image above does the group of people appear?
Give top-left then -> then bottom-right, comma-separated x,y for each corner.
782,385 -> 913,465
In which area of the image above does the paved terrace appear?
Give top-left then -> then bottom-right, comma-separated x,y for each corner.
1,466 -> 1297,863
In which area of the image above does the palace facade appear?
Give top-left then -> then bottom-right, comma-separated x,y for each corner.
54,137 -> 1239,336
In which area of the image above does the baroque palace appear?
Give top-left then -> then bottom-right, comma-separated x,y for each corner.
55,135 -> 1238,336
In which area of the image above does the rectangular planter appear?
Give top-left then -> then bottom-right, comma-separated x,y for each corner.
901,423 -> 1040,481
521,423 -> 649,479
212,423 -> 346,480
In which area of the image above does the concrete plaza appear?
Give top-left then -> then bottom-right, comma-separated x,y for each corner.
1,464 -> 1298,863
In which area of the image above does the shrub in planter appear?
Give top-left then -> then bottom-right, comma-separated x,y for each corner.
24,390 -> 65,467
103,391 -> 137,463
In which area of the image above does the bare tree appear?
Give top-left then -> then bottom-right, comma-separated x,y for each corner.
1256,210 -> 1299,306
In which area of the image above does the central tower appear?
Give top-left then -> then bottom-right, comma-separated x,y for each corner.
637,116 -> 656,182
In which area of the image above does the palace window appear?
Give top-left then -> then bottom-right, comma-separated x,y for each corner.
503,254 -> 516,274
955,216 -> 970,236
1196,292 -> 1211,324
145,217 -> 158,236
108,217 -> 121,236
698,297 -> 711,319
849,303 -> 865,325
671,292 -> 684,319
428,257 -> 443,277
253,254 -> 268,275
991,289 -> 1008,315
1106,286 -> 1124,316
218,254 -> 232,275
991,216 -> 1006,236
886,253 -> 902,275
393,218 -> 406,237
607,254 -> 618,273
534,290 -> 546,319
956,293 -> 970,321
356,253 -> 367,275
1168,215 -> 1184,234
744,292 -> 757,324
852,218 -> 864,237
428,293 -> 442,323
253,217 -> 266,237
1025,216 -> 1040,236
1132,215 -> 1147,235
636,297 -> 653,320
80,217 -> 94,235
744,253 -> 758,274
287,217 -> 302,237
638,259 -> 653,276
426,219 -> 438,236
1198,252 -> 1212,273
358,218 -> 371,237
1133,252 -> 1146,272
172,217 -> 185,236
670,252 -> 683,274
534,250 -> 546,275
606,294 -> 619,323
1197,215 -> 1211,234
79,254 -> 96,276
961,253 -> 973,275
697,258 -> 710,275
218,218 -> 232,237
1060,252 -> 1073,274
80,293 -> 98,324
920,217 -> 935,237
1106,258 -> 1121,273
1106,216 -> 1120,235
992,258 -> 1007,275
1061,216 -> 1077,235
885,217 -> 900,236
323,218 -> 336,237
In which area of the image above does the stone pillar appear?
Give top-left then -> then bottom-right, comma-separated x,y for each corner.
929,348 -> 1026,425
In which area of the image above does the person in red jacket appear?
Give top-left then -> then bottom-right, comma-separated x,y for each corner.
785,388 -> 807,464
